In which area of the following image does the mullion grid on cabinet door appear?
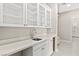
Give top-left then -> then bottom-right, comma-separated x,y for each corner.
27,5 -> 31,26
39,4 -> 45,26
49,9 -> 52,27
42,12 -> 45,26
31,3 -> 37,26
32,3 -> 37,26
27,7 -> 33,26
38,4 -> 41,26
23,3 -> 26,26
37,4 -> 40,26
49,10 -> 51,27
25,4 -> 27,26
0,3 -> 3,24
3,3 -> 24,25
27,3 -> 37,26
46,10 -> 51,27
47,11 -> 49,26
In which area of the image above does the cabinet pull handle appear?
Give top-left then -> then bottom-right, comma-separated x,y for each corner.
24,24 -> 26,26
42,48 -> 44,50
24,24 -> 27,26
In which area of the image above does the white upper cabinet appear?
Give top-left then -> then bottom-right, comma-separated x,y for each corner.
0,3 -> 51,28
38,4 -> 45,26
0,4 -> 3,24
38,4 -> 51,28
46,9 -> 51,27
26,3 -> 37,26
3,3 -> 25,26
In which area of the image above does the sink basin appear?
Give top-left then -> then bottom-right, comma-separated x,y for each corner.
32,38 -> 42,41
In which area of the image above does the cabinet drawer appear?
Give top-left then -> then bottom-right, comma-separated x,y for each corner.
33,42 -> 48,56
33,40 -> 48,51
33,47 -> 42,56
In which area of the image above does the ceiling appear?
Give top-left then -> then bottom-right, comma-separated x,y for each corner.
58,3 -> 79,13
46,3 -> 79,13
46,3 -> 55,8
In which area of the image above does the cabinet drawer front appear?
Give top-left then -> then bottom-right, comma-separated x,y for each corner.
33,48 -> 42,56
33,40 -> 48,51
33,42 -> 49,56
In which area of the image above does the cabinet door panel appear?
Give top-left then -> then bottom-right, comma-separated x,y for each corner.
39,4 -> 45,26
33,40 -> 49,56
41,42 -> 49,56
27,3 -> 37,26
0,3 -> 3,24
3,3 -> 24,25
46,10 -> 51,27
33,48 -> 42,56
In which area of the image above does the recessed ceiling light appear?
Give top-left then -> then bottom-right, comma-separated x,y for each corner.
67,4 -> 71,7
61,3 -> 71,7
72,17 -> 76,19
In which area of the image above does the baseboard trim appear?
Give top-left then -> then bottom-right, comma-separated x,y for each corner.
60,40 -> 72,43
58,37 -> 72,43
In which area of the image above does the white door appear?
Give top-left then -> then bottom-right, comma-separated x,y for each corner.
3,3 -> 24,25
72,37 -> 79,56
72,18 -> 79,55
72,18 -> 79,37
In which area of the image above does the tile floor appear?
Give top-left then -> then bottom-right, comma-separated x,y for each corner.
53,38 -> 79,56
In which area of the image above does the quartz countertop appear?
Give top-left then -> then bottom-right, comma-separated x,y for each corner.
0,37 -> 47,56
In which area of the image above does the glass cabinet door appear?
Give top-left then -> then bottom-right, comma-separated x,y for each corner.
0,3 -> 3,24
39,4 -> 45,26
3,3 -> 24,25
46,10 -> 51,27
27,3 -> 37,26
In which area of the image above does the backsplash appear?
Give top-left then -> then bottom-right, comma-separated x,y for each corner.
0,27 -> 31,40
0,27 -> 53,45
31,28 -> 47,38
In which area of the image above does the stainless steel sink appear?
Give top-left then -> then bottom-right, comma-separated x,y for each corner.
32,38 -> 42,41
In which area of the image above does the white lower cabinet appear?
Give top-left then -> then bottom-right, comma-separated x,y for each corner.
22,47 -> 33,56
33,48 -> 42,56
33,40 -> 49,56
48,39 -> 53,55
22,40 -> 49,56
33,42 -> 49,56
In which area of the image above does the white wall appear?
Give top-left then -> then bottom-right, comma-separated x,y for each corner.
58,13 -> 72,42
0,27 -> 48,45
0,27 -> 30,40
58,9 -> 79,42
58,3 -> 79,13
